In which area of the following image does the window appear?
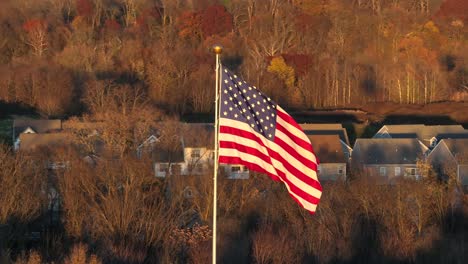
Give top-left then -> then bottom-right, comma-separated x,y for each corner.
159,164 -> 168,172
191,149 -> 201,158
395,167 -> 401,176
231,166 -> 241,172
242,166 -> 249,172
404,168 -> 417,177
380,167 -> 386,176
317,165 -> 321,174
338,167 -> 343,174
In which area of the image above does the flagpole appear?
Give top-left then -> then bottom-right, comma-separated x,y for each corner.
212,44 -> 222,264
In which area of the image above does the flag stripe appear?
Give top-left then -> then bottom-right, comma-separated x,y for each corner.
274,134 -> 318,172
220,140 -> 322,200
219,156 -> 318,213
221,123 -> 319,182
219,121 -> 322,197
219,66 -> 322,213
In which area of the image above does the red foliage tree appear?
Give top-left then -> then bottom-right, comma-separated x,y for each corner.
105,19 -> 121,32
76,0 -> 93,17
177,11 -> 202,39
434,0 -> 468,23
282,53 -> 313,77
200,5 -> 233,38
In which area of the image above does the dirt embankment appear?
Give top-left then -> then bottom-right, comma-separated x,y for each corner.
294,102 -> 468,126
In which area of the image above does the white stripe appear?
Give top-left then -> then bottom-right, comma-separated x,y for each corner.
219,125 -> 322,198
279,178 -> 319,211
275,129 -> 318,170
276,112 -> 318,166
277,106 -> 311,143
221,147 -> 321,206
219,148 -> 277,176
220,118 -> 319,181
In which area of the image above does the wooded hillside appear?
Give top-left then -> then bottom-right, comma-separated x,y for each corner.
0,0 -> 466,119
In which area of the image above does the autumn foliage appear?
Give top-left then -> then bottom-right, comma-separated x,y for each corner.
0,0 -> 467,261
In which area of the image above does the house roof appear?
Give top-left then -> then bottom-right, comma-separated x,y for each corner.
13,119 -> 62,139
307,135 -> 346,163
18,133 -> 72,151
375,124 -> 468,147
182,123 -> 214,148
152,146 -> 185,163
300,123 -> 350,145
441,139 -> 468,163
352,138 -> 425,165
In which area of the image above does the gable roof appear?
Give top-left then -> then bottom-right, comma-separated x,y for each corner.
182,123 -> 214,148
152,147 -> 185,163
352,138 -> 425,165
18,133 -> 72,151
440,139 -> 468,163
375,124 -> 468,147
307,135 -> 346,163
300,123 -> 350,145
13,119 -> 62,139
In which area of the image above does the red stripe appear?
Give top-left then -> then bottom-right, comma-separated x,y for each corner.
220,126 -> 322,191
220,141 -> 322,200
274,136 -> 318,171
219,155 -> 320,205
220,126 -> 266,148
219,156 -> 315,212
219,156 -> 280,182
219,140 -> 272,165
265,147 -> 322,192
276,109 -> 302,131
219,124 -> 322,211
276,122 -> 315,154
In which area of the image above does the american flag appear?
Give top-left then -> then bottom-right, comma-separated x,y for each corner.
218,66 -> 322,213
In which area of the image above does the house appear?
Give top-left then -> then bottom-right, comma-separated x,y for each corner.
307,135 -> 347,181
13,119 -> 62,150
427,138 -> 468,190
136,134 -> 160,158
151,123 -> 249,179
153,146 -> 186,177
17,133 -> 73,169
351,138 -> 427,183
300,123 -> 352,160
373,124 -> 468,149
182,123 -> 250,179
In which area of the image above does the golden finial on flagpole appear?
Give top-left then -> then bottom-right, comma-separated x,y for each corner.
212,44 -> 223,54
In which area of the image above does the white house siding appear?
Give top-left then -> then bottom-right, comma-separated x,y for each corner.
154,162 -> 187,177
222,164 -> 249,179
364,164 -> 420,183
317,163 -> 346,181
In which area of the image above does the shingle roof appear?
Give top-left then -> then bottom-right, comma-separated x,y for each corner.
307,135 -> 346,163
441,139 -> 468,163
352,138 -> 424,165
13,119 -> 62,139
18,133 -> 72,151
300,123 -> 350,145
376,124 -> 468,147
182,123 -> 214,148
152,146 -> 185,163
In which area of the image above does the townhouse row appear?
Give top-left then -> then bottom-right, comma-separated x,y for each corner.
11,119 -> 468,189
